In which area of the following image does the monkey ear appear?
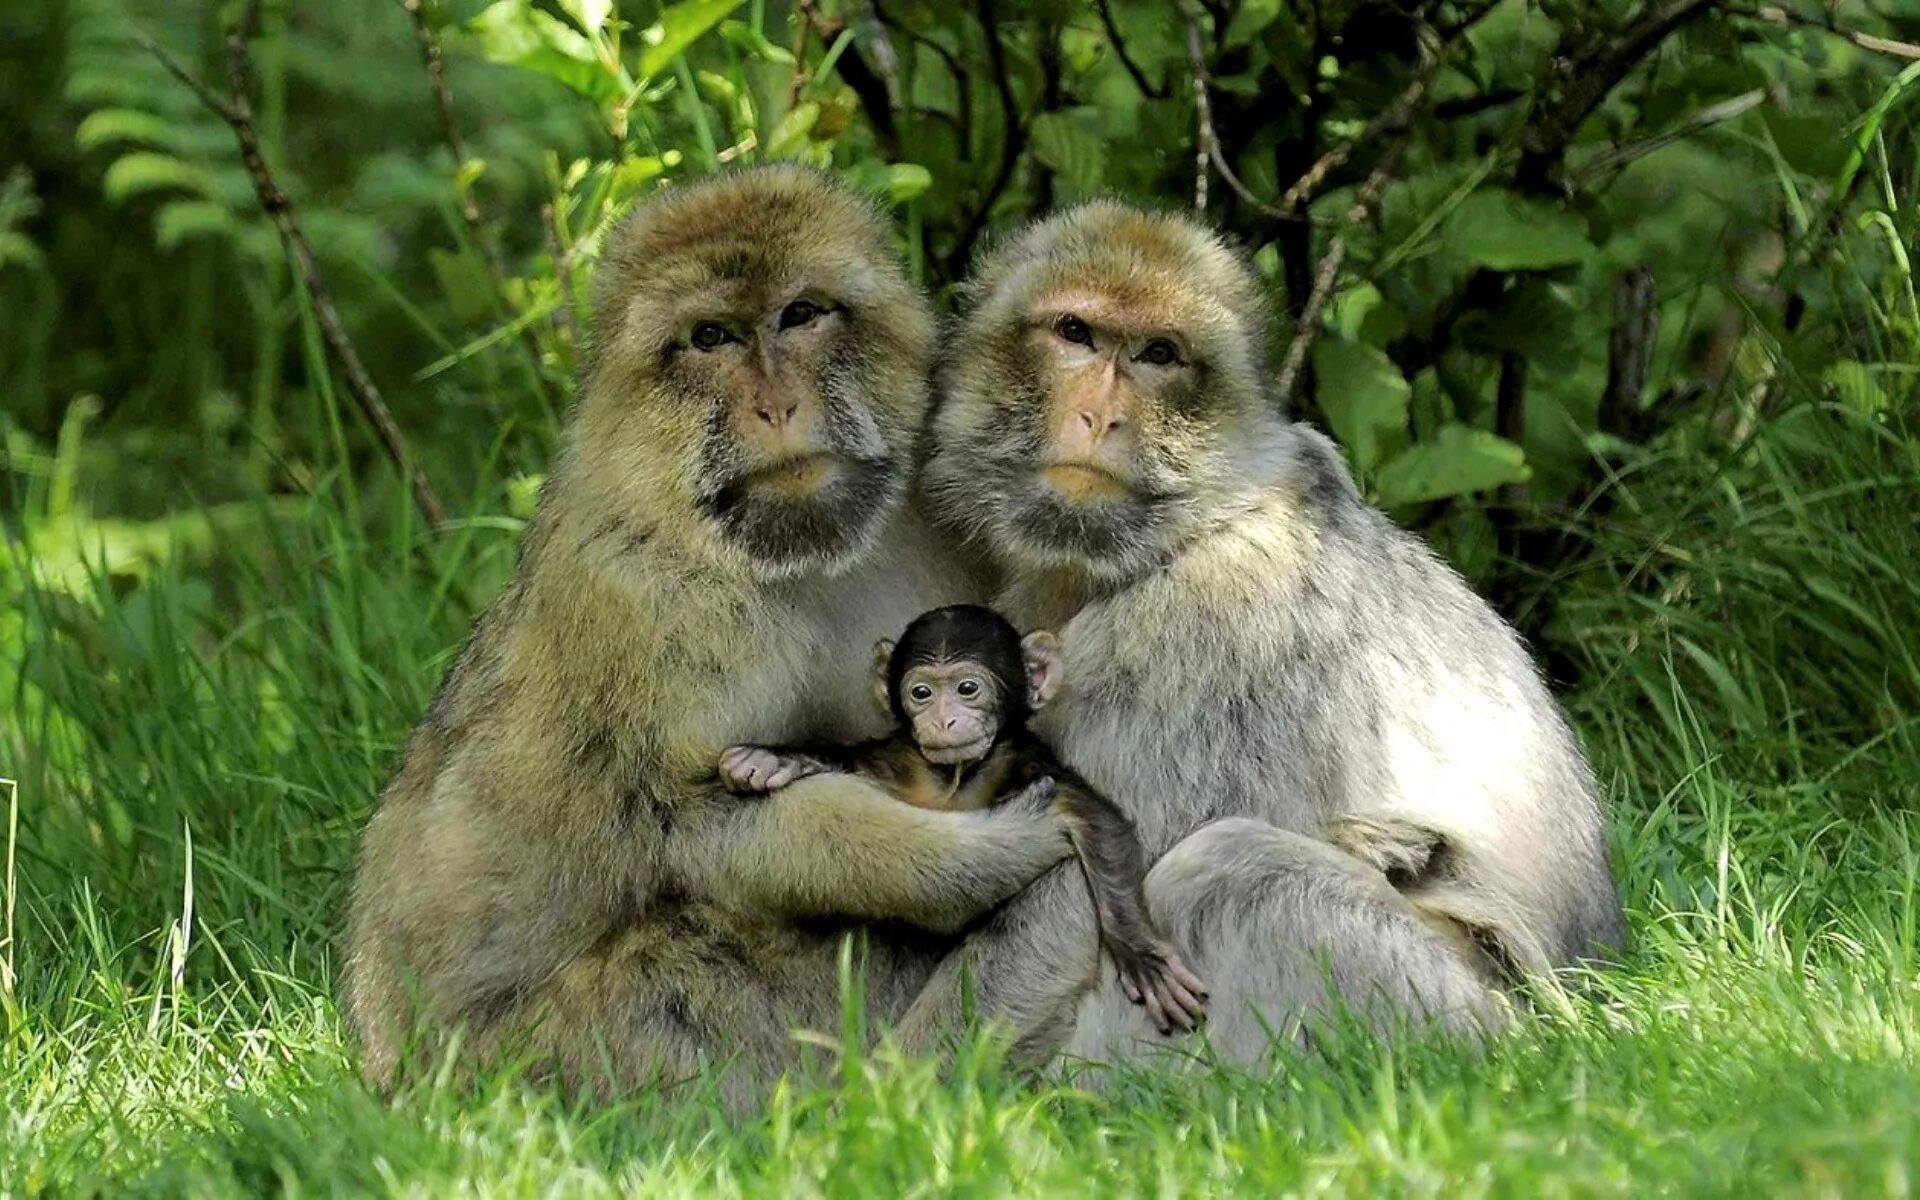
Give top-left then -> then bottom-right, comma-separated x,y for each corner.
1021,631 -> 1063,711
870,638 -> 896,715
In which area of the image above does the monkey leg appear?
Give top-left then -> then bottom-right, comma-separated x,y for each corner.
891,859 -> 1103,1064
1063,818 -> 1509,1070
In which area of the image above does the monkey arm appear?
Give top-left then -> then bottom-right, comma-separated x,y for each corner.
667,773 -> 1072,935
1049,774 -> 1208,1032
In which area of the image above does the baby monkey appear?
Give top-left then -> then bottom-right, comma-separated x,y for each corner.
721,604 -> 1207,1033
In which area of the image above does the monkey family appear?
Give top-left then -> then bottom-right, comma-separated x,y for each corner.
720,604 -> 1208,1034
345,165 -> 1623,1103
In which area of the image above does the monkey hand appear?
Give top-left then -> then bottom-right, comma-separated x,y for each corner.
1110,938 -> 1209,1035
1001,775 -> 1059,818
719,746 -> 820,793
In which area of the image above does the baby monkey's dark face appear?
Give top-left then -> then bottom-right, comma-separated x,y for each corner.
874,604 -> 1064,768
898,658 -> 1004,765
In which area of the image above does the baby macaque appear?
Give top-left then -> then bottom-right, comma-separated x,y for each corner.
721,604 -> 1208,1033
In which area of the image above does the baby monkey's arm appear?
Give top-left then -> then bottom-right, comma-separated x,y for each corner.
1049,772 -> 1209,1033
719,738 -> 903,794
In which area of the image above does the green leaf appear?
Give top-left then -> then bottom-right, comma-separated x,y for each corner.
1823,361 -> 1886,416
428,247 -> 498,325
720,19 -> 795,64
1315,337 -> 1411,474
468,0 -> 617,101
637,0 -> 744,83
768,102 -> 820,157
76,109 -> 187,152
1029,108 -> 1106,193
879,163 -> 931,203
607,151 -> 682,205
153,200 -> 233,249
557,0 -> 613,32
0,231 -> 44,270
103,153 -> 213,203
1373,424 -> 1531,507
1442,189 -> 1593,271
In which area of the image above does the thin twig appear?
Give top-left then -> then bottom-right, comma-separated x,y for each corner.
1600,268 -> 1659,438
399,0 -> 505,284
1272,140 -> 1408,409
1179,0 -> 1212,212
141,6 -> 449,529
1516,0 -> 1722,194
943,0 -> 1025,278
1729,3 -> 1920,60
787,0 -> 815,109
542,203 -> 580,355
1097,0 -> 1167,99
1570,87 -> 1768,186
1276,24 -> 1453,215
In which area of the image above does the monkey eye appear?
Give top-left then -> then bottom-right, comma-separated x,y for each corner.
909,683 -> 934,702
956,679 -> 981,698
690,322 -> 734,351
1138,338 -> 1181,367
1053,315 -> 1094,347
779,299 -> 825,330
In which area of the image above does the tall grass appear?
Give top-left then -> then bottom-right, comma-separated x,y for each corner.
3,394 -> 1917,1193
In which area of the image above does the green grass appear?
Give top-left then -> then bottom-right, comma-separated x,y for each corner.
4,405 -> 1918,1196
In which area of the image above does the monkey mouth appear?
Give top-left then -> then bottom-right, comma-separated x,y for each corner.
741,452 -> 840,498
703,452 -> 900,574
920,737 -> 992,765
1040,461 -> 1131,503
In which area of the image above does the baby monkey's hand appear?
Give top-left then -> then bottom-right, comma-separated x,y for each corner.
719,746 -> 823,793
1110,938 -> 1209,1035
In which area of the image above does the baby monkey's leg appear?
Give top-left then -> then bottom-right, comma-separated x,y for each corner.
1054,782 -> 1209,1033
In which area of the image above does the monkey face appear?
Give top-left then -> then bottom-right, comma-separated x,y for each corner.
898,660 -> 1002,764
927,203 -> 1276,583
876,605 -> 1064,764
577,167 -> 934,580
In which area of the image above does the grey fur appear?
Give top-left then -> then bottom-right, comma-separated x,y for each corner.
912,204 -> 1625,1065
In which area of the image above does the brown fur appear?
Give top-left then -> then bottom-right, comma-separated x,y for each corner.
342,167 -> 1072,1103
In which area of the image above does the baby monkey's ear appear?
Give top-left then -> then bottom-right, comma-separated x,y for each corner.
1021,631 -> 1062,711
870,638 -> 897,715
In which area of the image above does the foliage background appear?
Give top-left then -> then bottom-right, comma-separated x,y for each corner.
2,0 -> 1918,1192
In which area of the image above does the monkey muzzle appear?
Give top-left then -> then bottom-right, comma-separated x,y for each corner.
919,736 -> 994,766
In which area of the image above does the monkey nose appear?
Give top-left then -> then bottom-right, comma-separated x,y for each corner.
756,400 -> 799,427
1077,409 -> 1119,439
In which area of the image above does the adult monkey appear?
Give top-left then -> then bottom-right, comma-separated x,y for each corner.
907,202 -> 1627,1063
342,166 -> 1073,1102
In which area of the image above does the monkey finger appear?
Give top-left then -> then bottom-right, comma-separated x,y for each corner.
1117,970 -> 1144,1005
1140,984 -> 1173,1035
1165,955 -> 1210,1000
1153,983 -> 1199,1031
1162,973 -> 1208,1022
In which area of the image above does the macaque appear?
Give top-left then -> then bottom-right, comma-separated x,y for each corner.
721,604 -> 1208,1033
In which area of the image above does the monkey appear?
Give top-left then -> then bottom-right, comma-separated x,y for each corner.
719,604 -> 1209,1034
341,166 -> 1083,1106
901,199 -> 1628,1068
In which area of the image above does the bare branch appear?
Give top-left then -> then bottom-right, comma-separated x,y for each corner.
943,0 -> 1026,278
1516,0 -> 1722,195
1570,87 -> 1769,186
1273,140 -> 1409,408
142,8 -> 450,529
399,0 -> 505,284
1178,0 -> 1213,212
1600,268 -> 1659,438
1729,3 -> 1920,60
1276,24 -> 1455,215
542,203 -> 581,356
